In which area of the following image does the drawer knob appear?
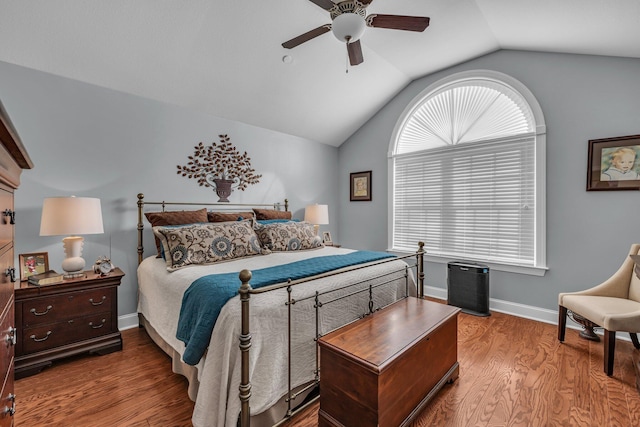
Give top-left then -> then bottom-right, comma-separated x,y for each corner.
89,296 -> 107,306
30,331 -> 52,342
4,268 -> 15,283
3,209 -> 15,225
4,326 -> 16,346
30,305 -> 53,316
3,393 -> 15,416
89,319 -> 106,329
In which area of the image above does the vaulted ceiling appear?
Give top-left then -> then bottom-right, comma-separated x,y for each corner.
1,0 -> 639,147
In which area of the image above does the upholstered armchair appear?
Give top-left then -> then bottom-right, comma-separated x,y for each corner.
558,243 -> 640,376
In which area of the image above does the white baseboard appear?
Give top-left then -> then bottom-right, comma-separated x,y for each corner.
424,285 -> 631,341
118,312 -> 139,331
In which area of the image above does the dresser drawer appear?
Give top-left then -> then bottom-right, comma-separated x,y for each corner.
0,250 -> 12,320
0,302 -> 14,385
21,287 -> 116,328
21,311 -> 113,354
0,186 -> 12,255
0,367 -> 15,427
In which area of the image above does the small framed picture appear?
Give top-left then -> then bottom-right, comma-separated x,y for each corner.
587,134 -> 640,191
350,170 -> 372,201
322,231 -> 333,246
19,252 -> 49,281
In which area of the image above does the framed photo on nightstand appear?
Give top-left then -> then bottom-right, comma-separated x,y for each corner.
322,231 -> 333,246
19,252 -> 49,282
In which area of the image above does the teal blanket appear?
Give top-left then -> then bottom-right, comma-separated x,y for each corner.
176,250 -> 395,365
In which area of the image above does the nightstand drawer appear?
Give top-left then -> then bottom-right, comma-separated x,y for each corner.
22,312 -> 113,354
22,287 -> 116,328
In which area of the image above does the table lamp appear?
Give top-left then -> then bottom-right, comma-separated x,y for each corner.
304,204 -> 329,236
40,196 -> 104,278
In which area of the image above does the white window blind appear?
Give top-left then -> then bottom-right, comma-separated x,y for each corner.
393,135 -> 536,265
392,75 -> 542,268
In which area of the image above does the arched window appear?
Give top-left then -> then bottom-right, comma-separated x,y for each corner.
389,70 -> 547,273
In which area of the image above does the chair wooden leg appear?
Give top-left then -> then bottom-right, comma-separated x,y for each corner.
630,333 -> 640,350
604,329 -> 616,376
558,306 -> 567,342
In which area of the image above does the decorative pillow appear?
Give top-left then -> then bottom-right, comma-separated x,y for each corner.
208,211 -> 255,222
254,221 -> 323,251
153,220 -> 264,271
253,208 -> 292,220
145,208 -> 208,257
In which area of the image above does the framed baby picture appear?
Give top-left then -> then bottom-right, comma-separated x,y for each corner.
19,252 -> 49,281
587,134 -> 640,191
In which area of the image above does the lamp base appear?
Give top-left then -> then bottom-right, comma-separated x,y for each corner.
61,236 -> 87,279
63,271 -> 86,279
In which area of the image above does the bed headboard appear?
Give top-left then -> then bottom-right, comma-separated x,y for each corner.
136,193 -> 289,264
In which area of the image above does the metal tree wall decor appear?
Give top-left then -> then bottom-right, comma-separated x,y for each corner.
176,134 -> 262,202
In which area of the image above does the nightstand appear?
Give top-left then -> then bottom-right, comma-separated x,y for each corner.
14,268 -> 124,378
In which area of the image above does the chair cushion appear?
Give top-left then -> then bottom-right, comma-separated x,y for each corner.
630,247 -> 640,302
561,295 -> 640,332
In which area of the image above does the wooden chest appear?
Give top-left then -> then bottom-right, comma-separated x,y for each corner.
318,297 -> 460,427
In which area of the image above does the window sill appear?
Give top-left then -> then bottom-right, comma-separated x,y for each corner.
388,248 -> 548,277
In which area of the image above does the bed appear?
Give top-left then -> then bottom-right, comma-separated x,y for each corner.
135,194 -> 425,427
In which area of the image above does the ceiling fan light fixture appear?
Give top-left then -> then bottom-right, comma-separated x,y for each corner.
331,13 -> 365,43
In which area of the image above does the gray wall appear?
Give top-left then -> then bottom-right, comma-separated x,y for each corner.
0,60 -> 340,319
3,49 -> 640,322
338,50 -> 640,313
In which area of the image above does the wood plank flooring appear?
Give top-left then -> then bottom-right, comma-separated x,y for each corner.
15,307 -> 640,426
14,327 -> 195,426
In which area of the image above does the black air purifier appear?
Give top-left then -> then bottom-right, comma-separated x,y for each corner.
447,261 -> 490,316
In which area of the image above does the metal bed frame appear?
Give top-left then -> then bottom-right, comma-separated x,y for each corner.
136,193 -> 425,427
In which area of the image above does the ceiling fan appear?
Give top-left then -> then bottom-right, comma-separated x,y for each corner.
282,0 -> 430,66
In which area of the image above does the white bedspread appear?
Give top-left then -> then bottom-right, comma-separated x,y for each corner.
137,246 -> 416,427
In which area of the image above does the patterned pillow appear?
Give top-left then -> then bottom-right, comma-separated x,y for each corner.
153,220 -> 264,271
208,211 -> 255,222
253,208 -> 292,220
145,208 -> 209,257
254,221 -> 323,251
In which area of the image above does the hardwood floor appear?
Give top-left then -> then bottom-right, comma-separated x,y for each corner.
15,307 -> 640,427
14,327 -> 195,427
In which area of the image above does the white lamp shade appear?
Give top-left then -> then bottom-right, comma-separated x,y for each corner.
304,204 -> 329,225
332,13 -> 366,42
40,197 -> 104,236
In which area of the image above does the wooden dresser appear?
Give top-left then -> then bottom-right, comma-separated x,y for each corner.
14,269 -> 124,379
318,297 -> 460,427
0,100 -> 33,427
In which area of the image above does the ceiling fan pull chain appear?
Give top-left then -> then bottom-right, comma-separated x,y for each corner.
345,37 -> 351,74
346,47 -> 349,74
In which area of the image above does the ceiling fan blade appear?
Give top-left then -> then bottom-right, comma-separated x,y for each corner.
282,25 -> 331,49
367,14 -> 430,32
347,39 -> 364,66
358,0 -> 374,4
308,0 -> 335,11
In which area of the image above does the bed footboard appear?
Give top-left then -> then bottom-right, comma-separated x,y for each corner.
238,242 -> 425,427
